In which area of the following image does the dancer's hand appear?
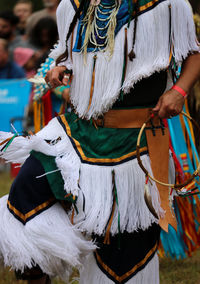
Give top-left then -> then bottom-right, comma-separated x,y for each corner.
45,66 -> 68,89
153,52 -> 200,118
152,89 -> 185,118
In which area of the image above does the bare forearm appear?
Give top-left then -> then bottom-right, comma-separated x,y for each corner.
153,52 -> 200,118
176,52 -> 200,93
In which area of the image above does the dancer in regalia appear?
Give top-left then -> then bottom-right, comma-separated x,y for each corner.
0,0 -> 200,283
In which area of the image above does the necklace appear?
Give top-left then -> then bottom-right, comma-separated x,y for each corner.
82,0 -> 120,57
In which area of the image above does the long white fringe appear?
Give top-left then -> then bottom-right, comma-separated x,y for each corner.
74,155 -> 175,236
50,0 -> 199,119
170,0 -> 199,64
0,118 -> 175,236
0,118 -> 68,164
79,252 -> 159,284
0,195 -> 95,281
49,0 -> 75,63
56,151 -> 81,197
0,118 -> 82,197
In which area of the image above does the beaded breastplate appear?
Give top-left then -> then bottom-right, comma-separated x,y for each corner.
73,0 -> 130,53
72,0 -> 167,53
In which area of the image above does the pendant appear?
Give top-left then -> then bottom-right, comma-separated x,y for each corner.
144,184 -> 159,219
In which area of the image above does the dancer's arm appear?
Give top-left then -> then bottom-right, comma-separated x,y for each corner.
153,52 -> 200,118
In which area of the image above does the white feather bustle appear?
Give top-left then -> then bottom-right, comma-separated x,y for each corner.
0,195 -> 95,281
50,0 -> 199,119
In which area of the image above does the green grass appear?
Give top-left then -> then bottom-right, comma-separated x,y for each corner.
160,250 -> 200,284
0,171 -> 200,283
0,171 -> 13,196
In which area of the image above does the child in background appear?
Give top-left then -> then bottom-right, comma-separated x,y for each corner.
13,0 -> 33,35
14,47 -> 38,131
13,47 -> 37,79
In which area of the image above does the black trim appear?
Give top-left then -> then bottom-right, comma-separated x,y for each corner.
70,0 -> 79,11
94,248 -> 157,284
8,154 -> 56,225
136,0 -> 167,19
93,224 -> 160,283
7,199 -> 56,225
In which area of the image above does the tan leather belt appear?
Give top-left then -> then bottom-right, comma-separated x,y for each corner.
94,108 -> 177,232
93,108 -> 161,128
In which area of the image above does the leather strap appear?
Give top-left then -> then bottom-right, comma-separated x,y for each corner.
145,127 -> 177,232
93,108 -> 156,128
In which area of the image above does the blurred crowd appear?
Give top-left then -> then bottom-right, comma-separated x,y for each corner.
0,0 -> 61,172
0,0 -> 60,80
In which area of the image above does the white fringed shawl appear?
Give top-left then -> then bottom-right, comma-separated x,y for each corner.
50,0 -> 199,119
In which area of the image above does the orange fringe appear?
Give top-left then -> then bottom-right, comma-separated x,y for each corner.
33,100 -> 45,133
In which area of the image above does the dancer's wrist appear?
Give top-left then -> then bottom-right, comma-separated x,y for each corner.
171,85 -> 188,98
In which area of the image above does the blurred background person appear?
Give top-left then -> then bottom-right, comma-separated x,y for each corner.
0,11 -> 19,42
29,17 -> 58,68
14,46 -> 38,130
13,0 -> 33,35
0,10 -> 32,58
26,0 -> 61,39
0,38 -> 25,79
13,46 -> 37,78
